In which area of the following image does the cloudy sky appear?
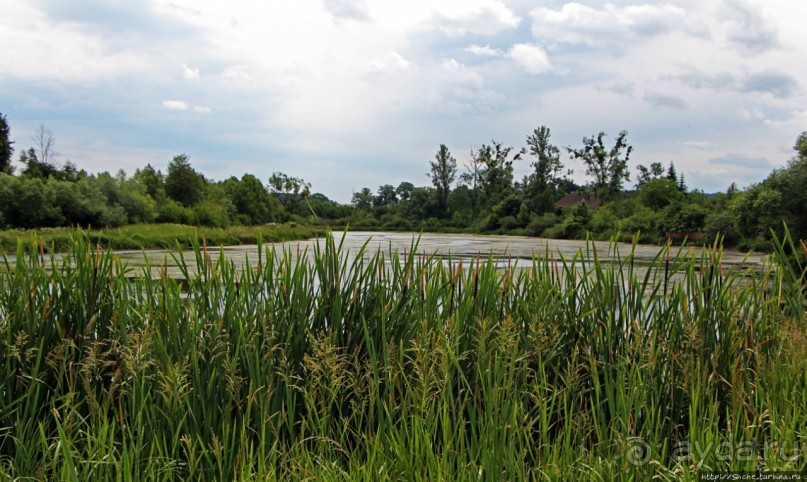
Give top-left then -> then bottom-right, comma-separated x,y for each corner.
1,0 -> 805,202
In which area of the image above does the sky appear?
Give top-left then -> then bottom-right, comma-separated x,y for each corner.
1,0 -> 805,203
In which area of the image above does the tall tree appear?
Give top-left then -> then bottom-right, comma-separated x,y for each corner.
0,112 -> 13,174
567,131 -> 632,201
165,154 -> 206,207
34,124 -> 56,167
429,144 -> 457,215
525,126 -> 563,213
351,187 -> 373,210
268,171 -> 311,211
635,161 -> 664,186
375,184 -> 398,206
19,148 -> 59,179
133,164 -> 165,200
231,174 -> 274,224
395,182 -> 414,201
473,141 -> 523,210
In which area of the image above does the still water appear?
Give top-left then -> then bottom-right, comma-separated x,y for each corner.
113,231 -> 766,280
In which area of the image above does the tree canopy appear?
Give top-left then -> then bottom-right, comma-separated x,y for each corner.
567,131 -> 632,201
0,112 -> 12,174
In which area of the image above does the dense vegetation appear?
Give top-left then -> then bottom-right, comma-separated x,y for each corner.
351,129 -> 807,251
1,112 -> 805,251
0,223 -> 322,253
0,231 -> 804,480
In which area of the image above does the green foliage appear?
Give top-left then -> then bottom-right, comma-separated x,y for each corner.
617,204 -> 659,239
132,164 -> 165,200
472,141 -> 522,210
0,111 -> 13,174
561,201 -> 592,238
526,212 -> 561,236
704,208 -> 739,246
0,175 -> 63,227
19,147 -> 59,179
165,154 -> 206,207
157,198 -> 196,225
0,231 -> 784,480
374,183 -> 398,207
351,187 -> 373,210
395,181 -> 414,201
659,200 -> 708,233
525,125 -> 563,213
590,205 -> 618,237
567,130 -> 632,201
636,177 -> 683,210
230,174 -> 275,225
429,144 -> 456,214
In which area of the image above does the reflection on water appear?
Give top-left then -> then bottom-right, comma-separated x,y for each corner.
112,231 -> 767,281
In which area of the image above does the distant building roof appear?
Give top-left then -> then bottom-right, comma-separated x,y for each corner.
555,192 -> 600,209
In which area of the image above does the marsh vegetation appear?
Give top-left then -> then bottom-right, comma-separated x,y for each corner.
0,231 -> 804,480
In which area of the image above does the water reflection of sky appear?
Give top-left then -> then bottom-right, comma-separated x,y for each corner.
105,231 -> 766,282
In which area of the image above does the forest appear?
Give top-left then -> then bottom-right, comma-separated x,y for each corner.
1,111 -> 805,250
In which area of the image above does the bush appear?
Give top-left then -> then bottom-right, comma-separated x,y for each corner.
157,198 -> 195,225
98,205 -> 128,228
194,200 -> 231,228
526,212 -> 561,237
498,215 -> 520,231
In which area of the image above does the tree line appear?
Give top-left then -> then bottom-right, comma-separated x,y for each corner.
1,111 -> 804,249
0,113 -> 350,230
351,125 -> 806,249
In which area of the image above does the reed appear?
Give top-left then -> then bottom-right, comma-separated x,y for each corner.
0,231 -> 804,480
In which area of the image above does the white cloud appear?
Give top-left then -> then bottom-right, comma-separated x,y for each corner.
3,0 -> 805,201
676,69 -> 800,98
429,1 -> 521,35
0,2 -> 151,82
508,44 -> 552,75
721,0 -> 780,54
322,0 -> 370,21
367,52 -> 412,74
643,91 -> 688,109
182,64 -> 200,81
466,44 -> 501,57
162,100 -> 189,110
531,3 -> 689,47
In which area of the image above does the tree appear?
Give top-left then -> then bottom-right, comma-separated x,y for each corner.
567,131 -> 632,201
796,131 -> 807,159
429,144 -> 457,215
473,141 -> 523,210
268,172 -> 311,212
459,151 -> 485,191
525,126 -> 563,213
635,161 -> 664,186
0,111 -> 13,174
34,124 -> 56,167
133,164 -> 165,200
395,182 -> 414,201
636,177 -> 683,211
351,187 -> 373,210
231,174 -> 275,224
19,147 -> 59,179
666,162 -> 678,182
165,154 -> 206,207
375,184 -> 398,206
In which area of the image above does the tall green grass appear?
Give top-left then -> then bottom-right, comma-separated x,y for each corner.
0,231 -> 804,480
0,223 -> 322,253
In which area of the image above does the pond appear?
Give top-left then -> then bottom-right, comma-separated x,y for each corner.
112,231 -> 767,281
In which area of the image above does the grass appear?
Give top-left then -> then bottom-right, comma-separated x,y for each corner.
0,230 -> 804,480
0,223 -> 323,253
